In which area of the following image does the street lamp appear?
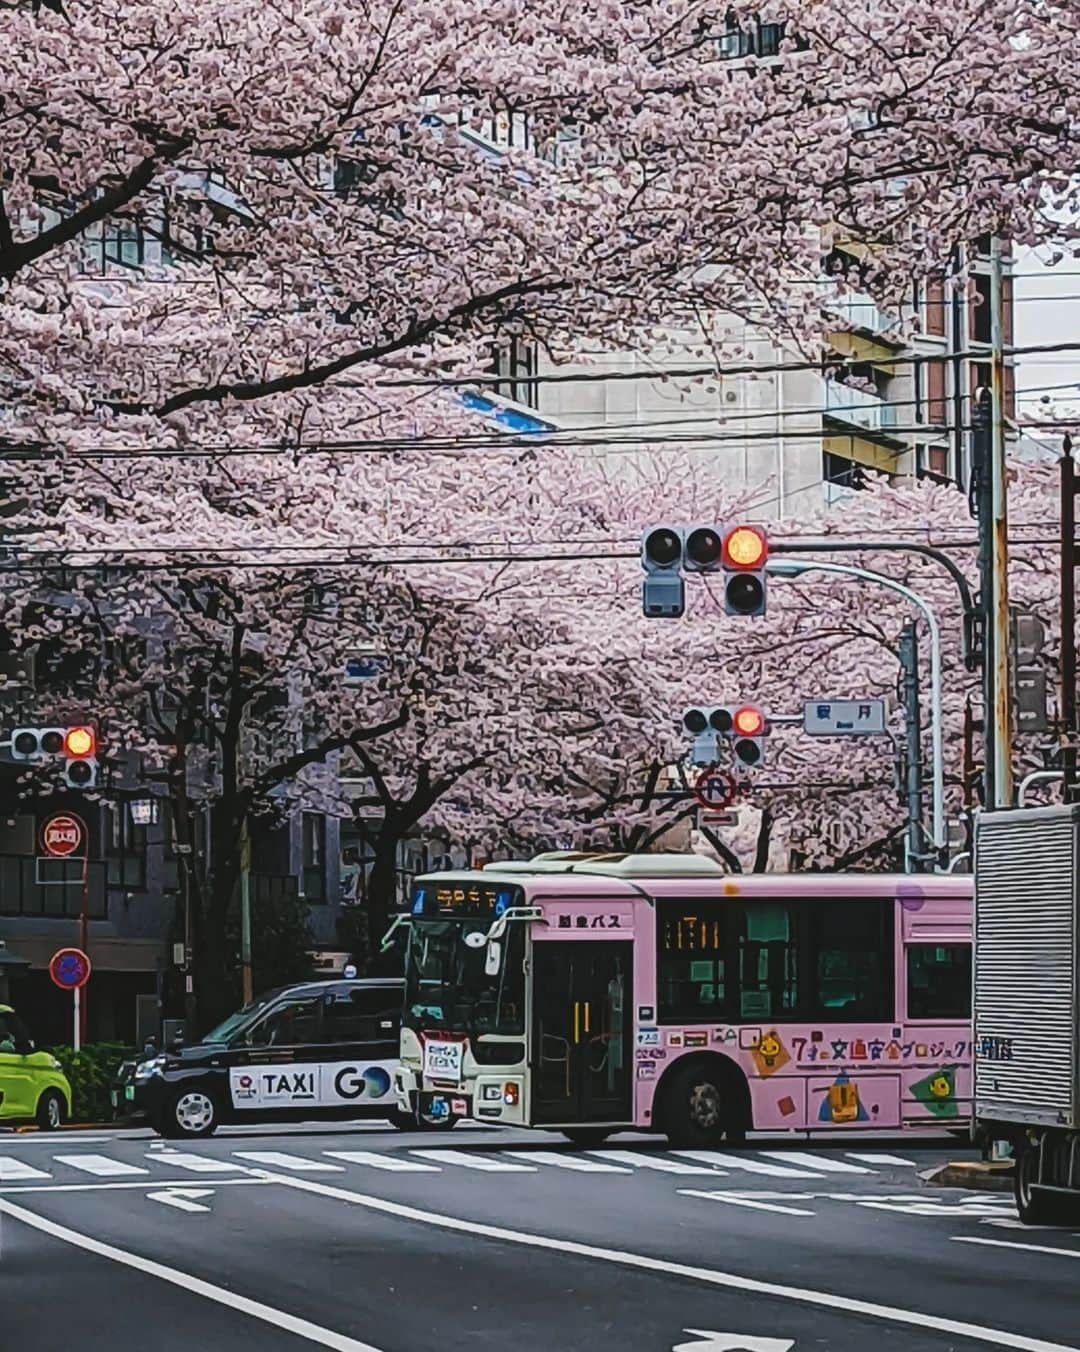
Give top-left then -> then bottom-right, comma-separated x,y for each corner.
767,558 -> 945,862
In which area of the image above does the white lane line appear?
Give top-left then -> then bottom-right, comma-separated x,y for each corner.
590,1151 -> 726,1176
0,1196 -> 386,1351
148,1188 -> 213,1214
53,1154 -> 148,1178
758,1151 -> 873,1175
232,1152 -> 344,1173
146,1151 -> 241,1174
324,1151 -> 440,1173
0,1134 -> 114,1146
679,1188 -> 815,1217
858,1200 -> 1011,1217
846,1152 -> 917,1167
409,1150 -> 535,1173
672,1151 -> 825,1179
0,1177 -> 274,1195
260,1171 -> 1080,1352
955,1236 -> 1080,1260
0,1157 -> 50,1180
511,1151 -> 630,1173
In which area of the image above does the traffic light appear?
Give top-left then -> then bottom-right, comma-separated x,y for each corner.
9,725 -> 98,788
730,704 -> 767,766
62,725 -> 97,789
641,526 -> 685,618
722,525 -> 768,617
682,526 -> 723,573
681,706 -> 732,766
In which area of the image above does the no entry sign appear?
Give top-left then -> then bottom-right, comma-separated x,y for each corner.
49,947 -> 91,991
41,813 -> 83,858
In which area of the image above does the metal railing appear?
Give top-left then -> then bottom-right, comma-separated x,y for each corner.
824,378 -> 898,433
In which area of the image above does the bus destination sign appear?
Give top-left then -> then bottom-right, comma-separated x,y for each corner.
409,882 -> 523,918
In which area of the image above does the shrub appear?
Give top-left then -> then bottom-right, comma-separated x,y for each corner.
47,1042 -> 134,1123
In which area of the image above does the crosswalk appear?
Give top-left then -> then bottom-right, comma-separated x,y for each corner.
0,1143 -> 924,1187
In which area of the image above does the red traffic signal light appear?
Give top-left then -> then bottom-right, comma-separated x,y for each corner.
63,726 -> 95,759
732,704 -> 766,766
733,705 -> 765,737
722,526 -> 768,617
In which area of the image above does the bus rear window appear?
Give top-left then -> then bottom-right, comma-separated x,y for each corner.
907,944 -> 971,1020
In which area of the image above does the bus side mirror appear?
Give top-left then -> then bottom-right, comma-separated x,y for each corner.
485,940 -> 502,976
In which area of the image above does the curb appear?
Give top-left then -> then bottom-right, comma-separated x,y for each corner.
921,1160 -> 1015,1193
6,1121 -> 121,1135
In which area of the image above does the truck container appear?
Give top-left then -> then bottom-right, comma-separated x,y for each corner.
974,803 -> 1080,1223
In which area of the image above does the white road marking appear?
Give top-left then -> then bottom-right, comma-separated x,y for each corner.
858,1200 -> 1011,1217
590,1151 -> 726,1176
53,1154 -> 148,1178
672,1152 -> 825,1179
511,1151 -> 630,1173
955,1236 -> 1080,1259
146,1151 -> 240,1174
0,1157 -> 50,1180
260,1171 -> 1080,1352
675,1332 -> 794,1352
678,1189 -> 815,1217
232,1152 -> 344,1173
409,1150 -> 535,1172
0,1177 -> 274,1195
324,1151 -> 440,1172
0,1134 -> 114,1146
759,1151 -> 872,1175
0,1196 -> 386,1351
846,1152 -> 917,1167
148,1188 -> 214,1214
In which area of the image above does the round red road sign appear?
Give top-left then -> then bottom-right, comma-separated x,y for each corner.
49,947 -> 91,991
41,813 -> 83,858
693,769 -> 736,811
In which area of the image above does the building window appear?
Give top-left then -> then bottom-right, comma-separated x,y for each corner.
925,278 -> 947,337
917,443 -> 951,484
811,900 -> 893,1021
907,944 -> 972,1020
926,358 -> 947,426
106,804 -> 147,890
490,337 -> 538,410
823,453 -> 868,495
302,812 -> 326,903
970,273 -> 992,344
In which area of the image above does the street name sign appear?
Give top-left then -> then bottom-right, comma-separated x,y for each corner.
803,699 -> 886,736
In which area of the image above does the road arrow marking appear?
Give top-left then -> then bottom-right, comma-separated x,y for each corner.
674,1332 -> 795,1352
147,1188 -> 213,1214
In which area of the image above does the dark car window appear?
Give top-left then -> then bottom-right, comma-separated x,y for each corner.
246,996 -> 321,1047
323,987 -> 400,1044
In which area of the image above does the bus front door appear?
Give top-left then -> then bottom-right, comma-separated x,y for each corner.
531,941 -> 632,1125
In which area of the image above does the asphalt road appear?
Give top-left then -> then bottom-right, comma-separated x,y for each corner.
2,1122 -> 1078,1352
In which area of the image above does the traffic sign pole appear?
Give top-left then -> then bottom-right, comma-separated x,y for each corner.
49,947 -> 91,1051
73,986 -> 81,1052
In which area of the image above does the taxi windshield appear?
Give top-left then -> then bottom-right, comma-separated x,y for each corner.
202,988 -> 287,1044
404,919 -> 524,1038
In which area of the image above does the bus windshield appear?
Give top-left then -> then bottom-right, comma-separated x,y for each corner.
404,918 -> 524,1038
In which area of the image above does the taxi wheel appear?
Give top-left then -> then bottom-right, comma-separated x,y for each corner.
161,1087 -> 219,1138
36,1090 -> 65,1131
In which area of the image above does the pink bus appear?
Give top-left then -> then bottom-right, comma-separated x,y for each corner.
392,853 -> 973,1144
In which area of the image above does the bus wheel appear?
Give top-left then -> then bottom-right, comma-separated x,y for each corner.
663,1059 -> 747,1148
562,1128 -> 611,1147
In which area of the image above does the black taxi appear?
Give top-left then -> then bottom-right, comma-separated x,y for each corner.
134,978 -> 421,1138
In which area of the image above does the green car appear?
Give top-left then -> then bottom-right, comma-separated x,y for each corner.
0,1004 -> 71,1129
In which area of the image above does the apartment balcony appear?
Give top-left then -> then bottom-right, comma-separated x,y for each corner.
823,379 -> 900,437
821,283 -> 903,347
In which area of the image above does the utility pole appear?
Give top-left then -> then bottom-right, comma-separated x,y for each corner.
1062,433 -> 1077,799
989,236 -> 1013,807
240,815 -> 253,1004
899,623 -> 926,872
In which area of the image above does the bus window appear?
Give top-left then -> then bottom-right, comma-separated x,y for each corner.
737,903 -> 798,1019
907,944 -> 971,1020
812,900 -> 893,1022
657,902 -> 728,1023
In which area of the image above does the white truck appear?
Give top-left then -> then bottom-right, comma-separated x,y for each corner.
974,803 -> 1080,1223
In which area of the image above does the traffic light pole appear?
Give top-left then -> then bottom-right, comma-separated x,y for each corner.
899,624 -> 927,872
1062,434 -> 1078,799
768,559 -> 945,861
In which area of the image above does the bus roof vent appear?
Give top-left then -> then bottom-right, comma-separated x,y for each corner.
571,853 -> 726,877
482,852 -> 727,877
